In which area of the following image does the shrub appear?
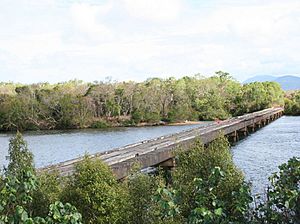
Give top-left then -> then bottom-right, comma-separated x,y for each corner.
91,120 -> 111,128
0,133 -> 82,224
31,170 -> 63,217
144,112 -> 161,123
123,169 -> 159,223
6,131 -> 34,177
172,135 -> 245,220
284,95 -> 300,116
61,156 -> 127,224
131,110 -> 142,123
255,157 -> 300,223
154,166 -> 252,224
188,167 -> 252,224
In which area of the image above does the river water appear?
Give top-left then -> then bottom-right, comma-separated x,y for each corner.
0,123 -> 207,168
0,116 -> 299,194
232,116 -> 300,194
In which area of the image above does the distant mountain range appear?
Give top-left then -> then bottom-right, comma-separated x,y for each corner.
243,75 -> 300,91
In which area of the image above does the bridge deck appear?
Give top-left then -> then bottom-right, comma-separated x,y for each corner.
40,107 -> 283,179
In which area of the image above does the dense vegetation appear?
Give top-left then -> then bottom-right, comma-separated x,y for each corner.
0,72 -> 284,131
0,132 -> 82,223
1,133 -> 299,223
284,91 -> 300,115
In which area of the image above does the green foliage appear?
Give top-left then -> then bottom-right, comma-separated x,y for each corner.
172,135 -> 245,220
195,90 -> 230,120
284,91 -> 300,115
6,132 -> 34,177
0,133 -> 82,224
144,111 -> 161,123
1,133 -> 299,223
131,110 -> 142,123
188,168 -> 227,224
91,120 -> 111,128
254,157 -> 300,224
61,156 -> 126,224
0,170 -> 38,221
122,167 -> 162,224
46,201 -> 82,224
31,171 -> 63,217
124,171 -> 155,223
0,73 -> 285,131
2,132 -> 36,217
154,166 -> 252,224
152,184 -> 182,223
190,168 -> 252,224
0,170 -> 82,224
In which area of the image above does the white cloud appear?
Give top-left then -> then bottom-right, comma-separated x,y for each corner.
0,32 -> 63,59
0,0 -> 300,83
70,2 -> 113,40
123,0 -> 182,22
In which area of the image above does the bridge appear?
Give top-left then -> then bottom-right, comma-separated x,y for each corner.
40,107 -> 284,179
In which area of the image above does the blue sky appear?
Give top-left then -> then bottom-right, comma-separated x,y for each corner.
0,0 -> 300,83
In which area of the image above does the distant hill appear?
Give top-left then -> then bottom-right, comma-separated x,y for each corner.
243,75 -> 300,91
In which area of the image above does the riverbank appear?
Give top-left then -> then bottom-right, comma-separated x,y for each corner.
0,119 -> 207,132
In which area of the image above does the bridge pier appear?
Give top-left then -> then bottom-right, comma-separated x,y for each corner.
226,109 -> 283,145
228,130 -> 239,143
256,121 -> 262,128
248,123 -> 255,132
238,127 -> 248,137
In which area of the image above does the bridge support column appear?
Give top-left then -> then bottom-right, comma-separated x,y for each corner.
256,121 -> 261,129
249,124 -> 255,132
238,127 -> 248,137
228,130 -> 239,143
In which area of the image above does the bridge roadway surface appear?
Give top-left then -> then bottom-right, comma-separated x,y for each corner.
40,107 -> 283,179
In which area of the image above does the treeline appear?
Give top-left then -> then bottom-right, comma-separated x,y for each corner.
1,133 -> 299,223
0,71 -> 284,131
284,91 -> 300,115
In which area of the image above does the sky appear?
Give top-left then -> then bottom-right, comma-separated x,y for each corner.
0,0 -> 300,84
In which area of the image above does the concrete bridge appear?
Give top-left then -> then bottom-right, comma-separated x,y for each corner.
40,107 -> 284,179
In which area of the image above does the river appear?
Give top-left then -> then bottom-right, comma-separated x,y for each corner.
232,116 -> 300,194
0,123 -> 207,168
0,116 -> 299,194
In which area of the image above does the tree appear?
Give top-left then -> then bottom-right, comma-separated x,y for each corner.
255,157 -> 300,224
61,157 -> 127,224
284,91 -> 300,115
6,132 -> 34,178
195,90 -> 230,120
123,168 -> 160,224
31,171 -> 63,217
0,75 -> 285,131
0,133 -> 82,224
172,135 -> 245,219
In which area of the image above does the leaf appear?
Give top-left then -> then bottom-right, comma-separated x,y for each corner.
214,208 -> 223,216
